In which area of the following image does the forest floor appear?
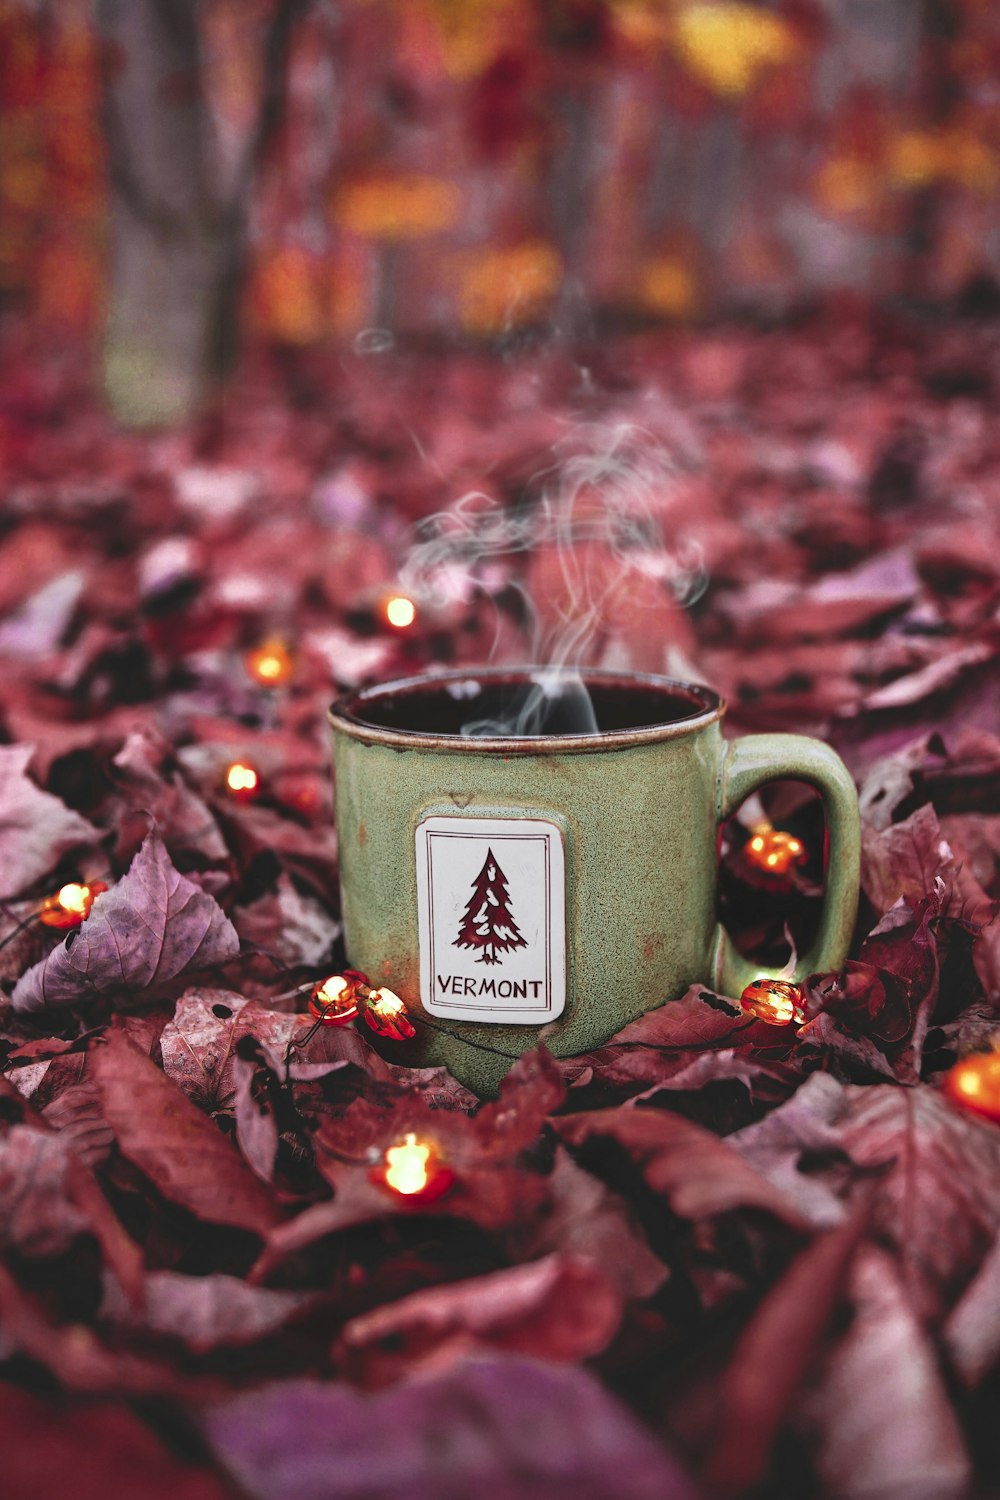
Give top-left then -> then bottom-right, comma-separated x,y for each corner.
1,306 -> 999,1500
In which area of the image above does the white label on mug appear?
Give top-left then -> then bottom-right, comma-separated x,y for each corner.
415,815 -> 566,1024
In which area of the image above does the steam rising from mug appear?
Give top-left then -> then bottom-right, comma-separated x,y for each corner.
397,424 -> 707,737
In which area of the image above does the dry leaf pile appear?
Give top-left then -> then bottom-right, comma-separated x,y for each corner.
1,310 -> 1000,1499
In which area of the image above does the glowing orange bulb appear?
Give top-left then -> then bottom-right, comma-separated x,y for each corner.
225,762 -> 260,799
943,1053 -> 1000,1121
744,824 -> 806,877
363,986 -> 417,1040
384,595 -> 416,629
308,973 -> 360,1025
58,883 -> 89,915
373,990 -> 404,1017
384,1133 -> 431,1195
40,880 -> 109,930
740,978 -> 805,1027
245,638 -> 293,686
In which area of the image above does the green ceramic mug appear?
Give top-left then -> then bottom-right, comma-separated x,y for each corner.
329,666 -> 860,1095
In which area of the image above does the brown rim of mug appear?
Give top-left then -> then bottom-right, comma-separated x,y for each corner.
328,665 -> 725,755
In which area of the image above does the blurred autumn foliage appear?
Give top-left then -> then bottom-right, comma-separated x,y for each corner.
4,0 -> 1000,361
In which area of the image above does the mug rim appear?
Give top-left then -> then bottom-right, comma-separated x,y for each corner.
328,665 -> 725,754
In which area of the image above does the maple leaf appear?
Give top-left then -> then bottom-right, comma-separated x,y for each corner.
0,744 -> 99,901
733,1073 -> 1000,1324
11,831 -> 239,1015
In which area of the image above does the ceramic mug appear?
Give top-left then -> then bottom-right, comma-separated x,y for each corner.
329,666 -> 860,1095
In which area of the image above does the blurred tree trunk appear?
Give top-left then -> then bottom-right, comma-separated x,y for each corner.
98,0 -> 218,425
98,0 -> 311,426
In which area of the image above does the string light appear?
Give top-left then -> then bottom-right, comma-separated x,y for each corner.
943,1051 -> 1000,1123
744,823 -> 806,877
308,973 -> 361,1025
384,595 -> 417,630
379,1132 -> 453,1201
224,761 -> 260,800
245,638 -> 293,687
362,986 -> 416,1040
39,880 -> 108,930
740,977 -> 805,1027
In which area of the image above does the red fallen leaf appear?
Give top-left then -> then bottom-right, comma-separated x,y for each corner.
705,1202 -> 871,1497
203,1355 -> 698,1500
88,1027 -> 282,1238
0,743 -> 99,900
728,1072 -> 857,1226
218,801 -> 339,897
231,1036 -> 292,1185
335,1253 -> 623,1389
0,1259 -> 182,1397
104,729 -> 229,870
159,988 -> 301,1115
862,802 -> 995,923
735,1073 -> 1000,1325
99,1268 -> 319,1355
251,1086 -> 555,1282
804,959 -> 915,1048
860,641 -> 995,712
528,1147 -> 668,1301
559,986 -> 777,1098
554,1106 -> 809,1228
11,830 -> 240,1016
232,873 -> 341,971
0,1125 -> 94,1257
40,1082 -> 114,1169
801,1249 -> 971,1500
943,1232 -> 1000,1387
0,1074 -> 143,1301
473,1044 -> 565,1152
0,1382 -> 232,1500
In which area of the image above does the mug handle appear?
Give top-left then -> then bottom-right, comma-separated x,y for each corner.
709,734 -> 861,999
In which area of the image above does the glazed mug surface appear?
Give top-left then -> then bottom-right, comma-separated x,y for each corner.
329,666 -> 860,1095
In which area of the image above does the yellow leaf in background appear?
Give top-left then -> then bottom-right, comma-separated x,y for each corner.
672,3 -> 798,96
639,255 -> 699,318
887,127 -> 997,195
252,246 -> 325,344
888,130 -> 944,188
611,0 -> 672,52
815,155 -> 880,218
419,0 -> 521,79
335,175 -> 460,240
946,130 -> 998,194
458,241 -> 562,335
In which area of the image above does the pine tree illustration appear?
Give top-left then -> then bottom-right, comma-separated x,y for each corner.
453,848 -> 528,965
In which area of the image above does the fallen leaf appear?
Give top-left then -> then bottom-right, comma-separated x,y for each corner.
800,1248 -> 971,1500
554,1105 -> 809,1227
0,1382 -> 232,1500
335,1254 -> 623,1388
89,1027 -> 281,1238
12,830 -> 240,1015
100,1267 -> 319,1354
0,744 -> 99,900
706,1202 -> 871,1496
202,1355 -> 698,1500
159,988 -> 300,1115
